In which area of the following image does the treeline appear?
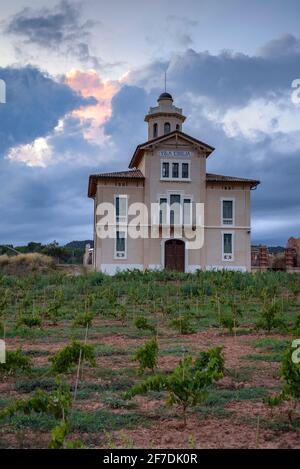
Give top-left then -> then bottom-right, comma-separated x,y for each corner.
0,240 -> 93,264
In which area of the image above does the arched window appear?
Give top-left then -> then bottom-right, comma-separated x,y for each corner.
164,122 -> 171,134
176,124 -> 180,131
153,123 -> 158,138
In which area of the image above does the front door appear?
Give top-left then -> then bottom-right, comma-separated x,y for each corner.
164,239 -> 185,272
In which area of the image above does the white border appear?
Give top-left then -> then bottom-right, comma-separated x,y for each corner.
222,230 -> 234,262
221,197 -> 235,226
160,159 -> 191,181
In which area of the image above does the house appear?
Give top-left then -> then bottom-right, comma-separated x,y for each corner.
88,92 -> 260,274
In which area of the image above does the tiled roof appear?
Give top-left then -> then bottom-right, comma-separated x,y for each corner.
206,173 -> 260,187
90,169 -> 144,179
88,170 -> 144,197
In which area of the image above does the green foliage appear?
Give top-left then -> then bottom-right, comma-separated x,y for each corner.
0,378 -> 72,420
73,311 -> 95,328
0,348 -> 32,375
292,314 -> 300,333
116,303 -> 128,325
0,289 -> 11,318
134,316 -> 156,334
256,301 -> 286,333
168,314 -> 196,335
47,289 -> 64,324
264,344 -> 300,421
280,344 -> 300,400
219,301 -> 243,334
181,284 -> 200,297
133,337 -> 159,374
48,420 -> 83,449
49,340 -> 96,374
17,312 -> 42,328
126,347 -> 224,425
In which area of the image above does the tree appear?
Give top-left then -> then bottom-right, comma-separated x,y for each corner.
49,341 -> 96,374
256,301 -> 286,333
126,346 -> 224,426
42,241 -> 64,262
133,337 -> 159,374
264,343 -> 300,422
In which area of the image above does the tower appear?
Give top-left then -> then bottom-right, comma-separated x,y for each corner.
144,92 -> 186,140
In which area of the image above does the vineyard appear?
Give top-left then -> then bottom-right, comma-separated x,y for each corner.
0,269 -> 300,449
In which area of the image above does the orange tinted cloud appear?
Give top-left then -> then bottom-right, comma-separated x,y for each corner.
64,69 -> 119,144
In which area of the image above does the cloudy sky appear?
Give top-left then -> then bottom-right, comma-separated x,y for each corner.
0,0 -> 300,246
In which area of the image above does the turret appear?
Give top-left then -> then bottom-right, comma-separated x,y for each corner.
144,92 -> 186,140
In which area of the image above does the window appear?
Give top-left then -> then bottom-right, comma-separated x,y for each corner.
162,162 -> 169,178
182,163 -> 189,179
115,195 -> 128,224
115,230 -> 126,258
159,198 -> 167,225
222,233 -> 233,261
176,124 -> 180,131
160,160 -> 190,181
170,194 -> 181,225
153,123 -> 158,138
222,199 -> 234,225
172,163 -> 179,178
164,122 -> 171,134
183,198 -> 192,225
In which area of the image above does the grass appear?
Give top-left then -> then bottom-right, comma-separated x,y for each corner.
203,386 -> 270,408
226,366 -> 257,382
252,338 -> 290,352
0,253 -> 55,273
69,410 -> 148,433
242,353 -> 283,362
15,378 -> 56,393
94,344 -> 132,356
1,269 -> 300,448
160,346 -> 192,356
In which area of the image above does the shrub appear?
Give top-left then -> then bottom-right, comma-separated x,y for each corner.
264,343 -> 300,422
0,378 -> 76,448
134,316 -> 156,334
168,315 -> 196,334
0,253 -> 55,274
220,301 -> 242,334
256,301 -> 286,333
181,284 -> 200,297
125,347 -> 224,426
0,289 -> 11,318
133,337 -> 159,374
48,420 -> 83,449
73,311 -> 95,328
49,341 -> 96,374
116,304 -> 128,325
17,312 -> 42,328
0,389 -> 59,420
47,290 -> 64,324
0,348 -> 32,375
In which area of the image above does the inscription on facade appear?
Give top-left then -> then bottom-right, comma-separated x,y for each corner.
159,150 -> 192,158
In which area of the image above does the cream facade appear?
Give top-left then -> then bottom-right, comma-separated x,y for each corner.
88,92 -> 259,275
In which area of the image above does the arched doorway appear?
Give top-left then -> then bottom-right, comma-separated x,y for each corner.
164,239 -> 185,272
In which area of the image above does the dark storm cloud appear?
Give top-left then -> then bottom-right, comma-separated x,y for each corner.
126,36 -> 300,108
259,34 -> 300,57
0,158 -> 94,244
4,1 -> 101,68
0,65 -> 96,156
104,85 -> 150,154
1,35 -> 300,245
104,37 -> 300,244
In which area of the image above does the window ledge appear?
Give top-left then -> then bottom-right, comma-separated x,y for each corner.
160,178 -> 191,182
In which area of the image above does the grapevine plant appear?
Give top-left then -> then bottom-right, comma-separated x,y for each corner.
126,346 -> 224,426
